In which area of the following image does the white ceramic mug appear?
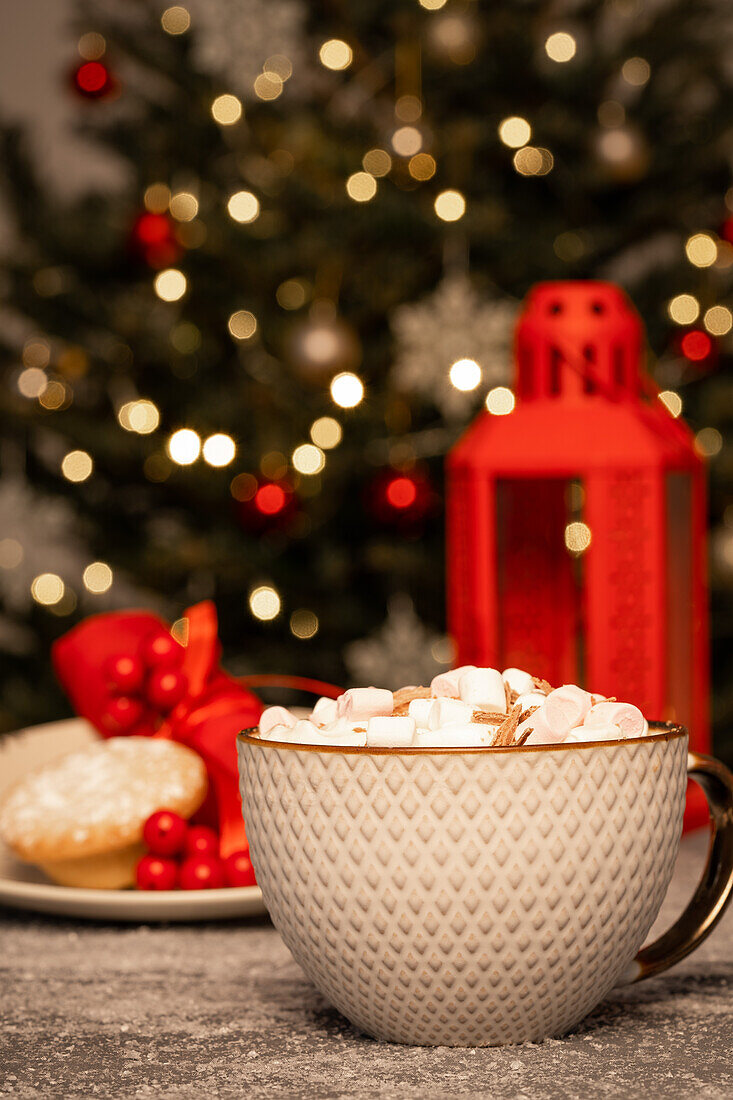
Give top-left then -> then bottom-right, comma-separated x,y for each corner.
238,724 -> 733,1046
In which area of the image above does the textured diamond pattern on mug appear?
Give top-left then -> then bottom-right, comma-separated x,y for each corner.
240,739 -> 686,1046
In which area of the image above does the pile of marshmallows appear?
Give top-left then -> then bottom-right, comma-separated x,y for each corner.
256,666 -> 649,749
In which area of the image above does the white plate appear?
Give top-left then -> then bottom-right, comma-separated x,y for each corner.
0,718 -> 266,922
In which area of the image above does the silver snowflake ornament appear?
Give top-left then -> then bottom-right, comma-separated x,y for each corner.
344,594 -> 453,691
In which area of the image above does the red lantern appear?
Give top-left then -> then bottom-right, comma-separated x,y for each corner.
447,281 -> 710,827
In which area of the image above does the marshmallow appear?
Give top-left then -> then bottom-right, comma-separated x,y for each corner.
458,668 -> 507,712
408,698 -> 433,727
430,666 -> 476,698
311,696 -> 338,726
584,701 -> 647,739
502,668 -> 534,697
428,698 -> 474,730
416,723 -> 494,748
516,691 -> 549,712
542,685 -> 593,738
366,716 -> 417,748
337,687 -> 393,721
574,723 -> 623,743
517,704 -> 566,745
259,706 -> 297,736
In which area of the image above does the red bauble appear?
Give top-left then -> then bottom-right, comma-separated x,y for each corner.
103,695 -> 145,733
146,668 -> 188,712
129,212 -> 181,269
142,809 -> 188,857
386,475 -> 418,510
223,850 -> 257,888
680,329 -> 713,363
136,854 -> 179,891
142,632 -> 184,670
368,467 -> 436,526
105,653 -> 145,694
179,854 -> 225,890
237,478 -> 297,532
184,825 -> 220,859
72,60 -> 115,100
255,483 -> 287,516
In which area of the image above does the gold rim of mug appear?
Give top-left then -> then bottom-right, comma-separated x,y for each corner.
238,721 -> 687,755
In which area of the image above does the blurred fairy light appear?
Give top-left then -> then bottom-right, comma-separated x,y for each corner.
39,381 -> 69,410
154,268 -> 187,301
61,450 -> 93,482
249,585 -> 281,621
485,386 -> 516,415
78,32 -> 106,60
330,372 -> 364,408
161,6 -> 190,34
513,146 -> 554,176
621,57 -> 650,86
144,182 -> 171,213
230,473 -> 258,502
169,192 -> 198,221
170,617 -> 189,645
434,190 -> 466,222
290,609 -> 319,639
211,94 -> 242,125
597,100 -> 625,129
545,32 -> 576,62
695,427 -> 723,457
264,55 -> 293,81
171,321 -> 201,352
310,416 -> 342,449
409,153 -> 436,180
31,573 -> 65,606
668,294 -> 699,324
18,368 -> 48,399
292,443 -> 325,475
392,126 -> 422,156
362,149 -> 392,177
118,399 -> 160,434
228,310 -> 258,339
685,233 -> 717,268
703,306 -> 733,336
261,451 -> 288,479
565,521 -> 592,554
0,539 -> 23,569
253,72 -> 283,100
228,191 -> 260,223
319,39 -> 352,71
419,0 -> 447,8
498,117 -> 531,148
203,433 -> 236,467
449,357 -> 481,391
276,280 -> 307,310
167,428 -> 201,465
23,339 -> 50,368
346,172 -> 377,202
658,390 -> 683,418
83,561 -> 113,594
395,95 -> 422,123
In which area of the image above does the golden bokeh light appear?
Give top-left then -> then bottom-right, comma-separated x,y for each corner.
565,522 -> 592,554
276,279 -> 308,310
319,39 -> 352,71
118,399 -> 160,435
203,433 -> 236,467
658,390 -> 683,418
211,94 -> 242,125
228,191 -> 260,223
264,55 -> 293,81
170,321 -> 201,353
38,380 -> 69,411
0,539 -> 23,569
498,116 -> 531,148
485,386 -> 516,415
169,192 -> 199,221
154,268 -> 187,301
253,72 -> 283,100
685,233 -> 717,268
144,182 -> 171,213
18,368 -> 48,399
292,443 -> 325,475
83,561 -> 113,594
434,190 -> 466,222
249,585 -> 281,621
230,472 -> 258,502
161,6 -> 190,34
362,149 -> 392,177
167,428 -> 201,465
61,449 -> 93,482
545,32 -> 576,62
78,32 -> 106,60
330,372 -> 364,408
513,146 -> 554,176
622,57 -> 651,86
409,153 -> 436,180
310,416 -> 342,449
346,172 -> 377,202
668,294 -> 699,325
449,357 -> 481,391
395,95 -> 422,122
392,126 -> 423,156
290,609 -> 319,639
23,339 -> 51,368
31,573 -> 65,606
694,427 -> 723,457
703,306 -> 733,336
228,310 -> 258,339
419,0 -> 447,8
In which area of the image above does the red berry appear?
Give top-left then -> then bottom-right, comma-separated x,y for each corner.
136,854 -> 179,891
146,668 -> 188,712
105,653 -> 145,694
223,850 -> 257,888
179,855 -> 225,890
184,825 -> 219,860
141,632 -> 183,670
104,695 -> 145,733
142,809 -> 188,857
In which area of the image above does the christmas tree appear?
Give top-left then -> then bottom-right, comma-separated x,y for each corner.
0,0 -> 731,760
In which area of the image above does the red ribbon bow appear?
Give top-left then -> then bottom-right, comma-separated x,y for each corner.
52,601 -> 262,857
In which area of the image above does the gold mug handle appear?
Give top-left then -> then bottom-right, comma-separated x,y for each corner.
624,751 -> 733,984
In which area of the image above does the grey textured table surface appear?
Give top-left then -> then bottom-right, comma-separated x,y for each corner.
2,830 -> 732,1100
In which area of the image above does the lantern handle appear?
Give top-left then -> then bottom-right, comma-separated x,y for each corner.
621,752 -> 733,984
